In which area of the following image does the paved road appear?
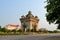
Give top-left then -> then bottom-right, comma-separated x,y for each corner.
0,34 -> 60,40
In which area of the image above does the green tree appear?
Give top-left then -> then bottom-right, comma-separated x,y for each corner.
2,27 -> 9,32
0,26 -> 2,31
0,26 -> 1,28
45,0 -> 60,29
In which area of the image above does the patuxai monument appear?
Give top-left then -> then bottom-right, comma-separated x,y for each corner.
20,11 -> 39,32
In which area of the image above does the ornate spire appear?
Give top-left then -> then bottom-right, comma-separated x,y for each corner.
35,16 -> 38,18
28,11 -> 32,14
26,11 -> 34,17
21,15 -> 25,18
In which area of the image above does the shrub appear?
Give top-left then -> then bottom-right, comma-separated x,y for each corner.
17,29 -> 23,32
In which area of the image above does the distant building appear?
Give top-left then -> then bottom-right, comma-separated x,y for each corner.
20,11 -> 39,31
6,24 -> 20,30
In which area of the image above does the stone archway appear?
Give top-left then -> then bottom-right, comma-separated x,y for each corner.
33,24 -> 37,31
22,23 -> 26,32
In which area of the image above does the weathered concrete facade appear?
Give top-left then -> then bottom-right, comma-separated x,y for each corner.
20,11 -> 39,31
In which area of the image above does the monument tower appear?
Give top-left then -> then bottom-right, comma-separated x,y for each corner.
20,11 -> 39,32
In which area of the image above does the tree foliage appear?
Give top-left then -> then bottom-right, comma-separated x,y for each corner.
45,0 -> 60,29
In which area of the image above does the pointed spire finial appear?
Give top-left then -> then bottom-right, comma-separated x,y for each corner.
28,11 -> 32,14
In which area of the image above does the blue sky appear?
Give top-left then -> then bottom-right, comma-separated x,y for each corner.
0,0 -> 57,31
